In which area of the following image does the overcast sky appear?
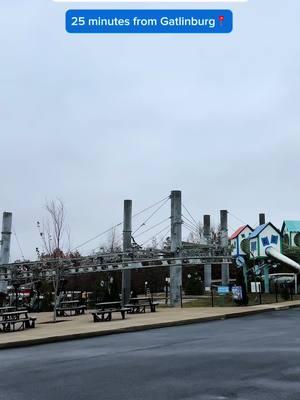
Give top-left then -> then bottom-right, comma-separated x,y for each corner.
1,0 -> 300,261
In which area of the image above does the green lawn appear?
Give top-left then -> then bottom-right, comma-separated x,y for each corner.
182,293 -> 300,308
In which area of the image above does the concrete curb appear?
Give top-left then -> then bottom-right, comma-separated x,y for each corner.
1,304 -> 299,350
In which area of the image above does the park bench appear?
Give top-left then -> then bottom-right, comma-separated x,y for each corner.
0,310 -> 36,332
92,308 -> 130,322
126,297 -> 159,313
56,305 -> 86,317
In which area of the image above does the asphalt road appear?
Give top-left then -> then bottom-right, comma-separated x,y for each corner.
1,309 -> 300,400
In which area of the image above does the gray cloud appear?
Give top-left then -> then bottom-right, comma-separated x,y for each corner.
0,0 -> 300,260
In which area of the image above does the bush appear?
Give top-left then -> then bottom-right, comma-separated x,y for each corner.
184,273 -> 204,295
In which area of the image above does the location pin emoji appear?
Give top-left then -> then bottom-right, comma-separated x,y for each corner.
218,15 -> 225,26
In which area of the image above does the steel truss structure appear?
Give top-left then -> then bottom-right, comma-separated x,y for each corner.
0,252 -> 232,283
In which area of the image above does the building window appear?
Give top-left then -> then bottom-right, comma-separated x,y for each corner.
251,241 -> 257,252
271,235 -> 279,245
261,236 -> 270,247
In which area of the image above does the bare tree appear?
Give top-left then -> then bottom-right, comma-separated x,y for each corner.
45,199 -> 66,252
211,224 -> 222,246
186,222 -> 204,244
145,236 -> 159,250
162,236 -> 171,250
98,227 -> 122,254
36,199 -> 68,322
107,227 -> 121,253
51,263 -> 65,323
186,222 -> 222,245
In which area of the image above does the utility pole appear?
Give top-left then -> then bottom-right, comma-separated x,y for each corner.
0,212 -> 12,294
170,190 -> 182,307
203,214 -> 212,291
122,200 -> 132,305
220,210 -> 229,286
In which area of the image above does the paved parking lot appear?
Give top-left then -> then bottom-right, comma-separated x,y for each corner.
1,309 -> 300,399
1,302 -> 299,348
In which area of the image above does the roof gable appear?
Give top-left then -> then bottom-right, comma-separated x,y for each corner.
248,222 -> 280,239
282,220 -> 300,233
229,225 -> 253,240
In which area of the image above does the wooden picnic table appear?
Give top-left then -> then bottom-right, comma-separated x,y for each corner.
126,297 -> 159,313
0,310 -> 36,332
0,306 -> 16,314
60,300 -> 80,307
92,301 -> 130,322
56,301 -> 86,317
96,301 -> 121,310
92,308 -> 130,322
129,297 -> 157,305
129,297 -> 153,302
2,310 -> 29,319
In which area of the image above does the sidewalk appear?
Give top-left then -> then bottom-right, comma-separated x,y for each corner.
1,301 -> 300,349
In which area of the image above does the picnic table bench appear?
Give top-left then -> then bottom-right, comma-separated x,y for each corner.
92,302 -> 129,322
95,301 -> 121,310
0,310 -> 36,332
92,308 -> 130,322
56,301 -> 87,317
125,297 -> 159,313
0,306 -> 16,315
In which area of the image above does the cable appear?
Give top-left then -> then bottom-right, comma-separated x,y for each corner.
133,197 -> 170,235
71,223 -> 123,252
87,197 -> 170,254
182,214 -> 199,230
132,195 -> 170,219
12,226 -> 25,261
182,219 -> 199,232
228,211 -> 248,226
228,224 -> 237,233
141,225 -> 170,247
182,221 -> 199,235
182,221 -> 199,234
182,203 -> 198,226
159,229 -> 171,247
87,228 -> 123,255
134,217 -> 170,239
71,195 -> 169,251
182,223 -> 202,241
